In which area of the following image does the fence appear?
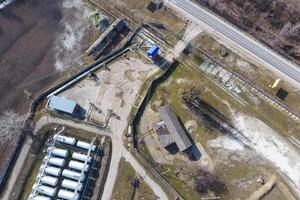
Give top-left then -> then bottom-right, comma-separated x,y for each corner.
0,23 -> 144,195
129,59 -> 185,199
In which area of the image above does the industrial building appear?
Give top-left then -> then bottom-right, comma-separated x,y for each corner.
86,19 -> 127,58
47,96 -> 78,116
153,105 -> 192,152
28,134 -> 98,200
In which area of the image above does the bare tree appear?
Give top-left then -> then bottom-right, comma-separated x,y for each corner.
0,110 -> 25,142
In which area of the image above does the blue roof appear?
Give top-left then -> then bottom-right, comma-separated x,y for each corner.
147,45 -> 159,57
48,96 -> 77,114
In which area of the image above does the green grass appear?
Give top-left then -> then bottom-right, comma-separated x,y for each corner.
21,153 -> 46,200
193,34 -> 300,114
159,165 -> 201,200
136,58 -> 295,199
112,158 -> 156,200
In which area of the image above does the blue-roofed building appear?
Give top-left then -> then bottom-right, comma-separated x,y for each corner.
147,45 -> 159,58
47,96 -> 77,115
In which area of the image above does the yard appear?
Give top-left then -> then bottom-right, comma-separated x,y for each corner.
112,158 -> 156,200
136,58 -> 296,199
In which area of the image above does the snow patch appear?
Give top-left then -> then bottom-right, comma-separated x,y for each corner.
54,0 -> 92,71
233,114 -> 300,196
208,136 -> 244,151
208,113 -> 300,197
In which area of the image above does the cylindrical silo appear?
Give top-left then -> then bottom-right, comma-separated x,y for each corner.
76,140 -> 96,151
33,195 -> 51,200
62,169 -> 85,182
72,152 -> 92,163
36,185 -> 57,197
40,176 -> 58,187
48,157 -> 65,167
54,134 -> 76,146
68,160 -> 89,172
58,189 -> 80,200
44,166 -> 61,177
62,179 -> 83,191
48,147 -> 69,158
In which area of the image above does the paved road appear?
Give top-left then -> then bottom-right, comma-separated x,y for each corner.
169,0 -> 300,84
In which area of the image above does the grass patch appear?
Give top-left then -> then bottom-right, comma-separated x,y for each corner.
21,153 -> 45,200
112,158 -> 156,200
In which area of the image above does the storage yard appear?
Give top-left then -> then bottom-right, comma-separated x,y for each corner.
21,126 -> 108,200
2,0 -> 300,199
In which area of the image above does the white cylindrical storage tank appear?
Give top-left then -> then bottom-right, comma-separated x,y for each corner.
43,156 -> 50,163
33,195 -> 51,200
62,169 -> 85,182
32,183 -> 38,190
72,152 -> 92,163
69,160 -> 89,172
48,147 -> 69,158
62,179 -> 83,191
54,134 -> 76,146
58,189 -> 80,200
37,185 -> 56,197
48,157 -> 65,167
44,166 -> 61,177
76,140 -> 96,151
41,176 -> 58,187
39,164 -> 45,171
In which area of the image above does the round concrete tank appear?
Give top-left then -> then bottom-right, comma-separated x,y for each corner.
76,140 -> 96,151
62,179 -> 83,191
58,189 -> 80,200
40,175 -> 58,187
62,169 -> 85,182
68,160 -> 89,172
48,147 -> 69,158
48,157 -> 65,167
72,152 -> 92,163
54,134 -> 76,146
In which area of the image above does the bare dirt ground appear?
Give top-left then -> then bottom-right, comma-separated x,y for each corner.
140,104 -> 214,172
207,112 -> 300,198
194,0 -> 300,66
58,52 -> 168,199
0,0 -> 95,186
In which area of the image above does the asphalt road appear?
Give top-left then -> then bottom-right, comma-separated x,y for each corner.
170,0 -> 300,84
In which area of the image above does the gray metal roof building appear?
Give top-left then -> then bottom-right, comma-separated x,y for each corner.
155,105 -> 192,151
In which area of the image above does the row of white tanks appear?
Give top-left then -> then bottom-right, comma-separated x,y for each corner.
53,134 -> 97,151
29,143 -> 94,200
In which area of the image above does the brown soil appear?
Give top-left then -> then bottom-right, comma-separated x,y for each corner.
194,0 -> 300,66
0,0 -> 63,114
